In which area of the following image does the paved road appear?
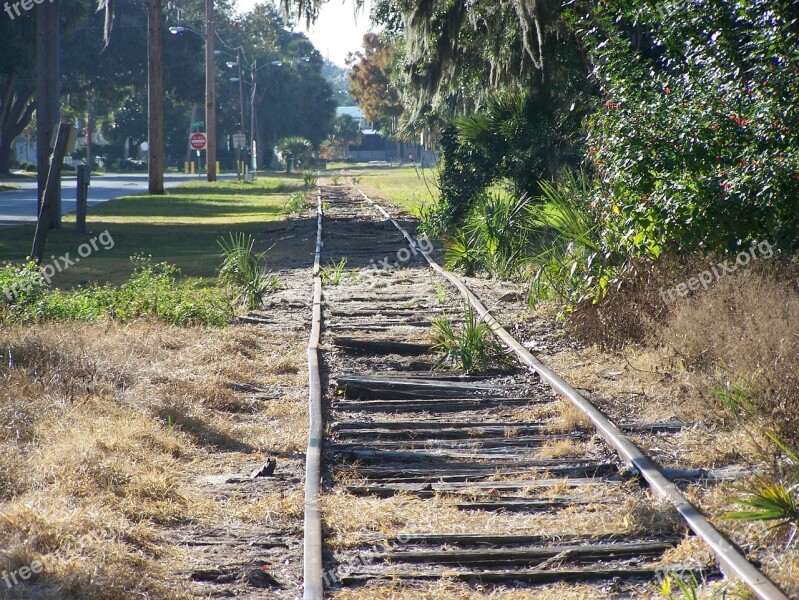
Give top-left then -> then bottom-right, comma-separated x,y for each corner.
0,173 -> 223,226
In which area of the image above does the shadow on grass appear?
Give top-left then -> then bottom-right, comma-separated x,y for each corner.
156,407 -> 256,453
0,215 -> 318,288
173,182 -> 303,196
89,195 -> 289,219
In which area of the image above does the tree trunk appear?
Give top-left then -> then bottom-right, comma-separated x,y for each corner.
147,0 -> 165,194
85,98 -> 93,168
36,0 -> 61,213
0,142 -> 13,175
31,123 -> 71,262
0,76 -> 36,175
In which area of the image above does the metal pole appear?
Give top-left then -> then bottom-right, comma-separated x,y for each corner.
250,59 -> 256,173
205,0 -> 217,181
238,47 -> 246,179
76,165 -> 89,234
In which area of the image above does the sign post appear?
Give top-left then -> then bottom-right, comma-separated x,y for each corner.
232,133 -> 246,180
190,133 -> 207,178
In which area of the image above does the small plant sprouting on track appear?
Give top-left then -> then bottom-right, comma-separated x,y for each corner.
303,171 -> 318,189
284,190 -> 310,214
723,433 -> 799,539
320,257 -> 348,285
709,380 -> 755,420
433,280 -> 448,305
331,174 -> 342,186
218,233 -> 279,310
351,176 -> 362,185
659,570 -> 700,600
431,306 -> 511,374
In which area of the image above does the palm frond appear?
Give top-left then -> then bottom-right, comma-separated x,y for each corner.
96,0 -> 114,47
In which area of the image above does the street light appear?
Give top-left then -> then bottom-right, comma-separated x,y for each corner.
225,57 -> 282,173
169,3 -> 217,183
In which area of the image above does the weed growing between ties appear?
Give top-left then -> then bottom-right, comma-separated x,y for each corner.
431,305 -> 512,373
321,258 -> 349,285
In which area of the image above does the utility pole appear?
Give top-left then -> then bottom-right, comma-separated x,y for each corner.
36,0 -> 60,226
148,0 -> 165,194
205,0 -> 217,181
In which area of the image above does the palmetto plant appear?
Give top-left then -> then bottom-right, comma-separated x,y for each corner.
302,171 -> 318,189
527,171 -> 613,311
724,433 -> 799,539
443,191 -> 534,279
218,233 -> 278,310
464,191 -> 534,280
442,230 -> 481,276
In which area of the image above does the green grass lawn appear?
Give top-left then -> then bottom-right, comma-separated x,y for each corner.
326,165 -> 440,216
0,175 -> 304,289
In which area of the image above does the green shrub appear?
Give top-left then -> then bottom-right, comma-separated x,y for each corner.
0,262 -> 48,319
581,0 -> 799,255
284,190 -> 310,213
0,257 -> 233,327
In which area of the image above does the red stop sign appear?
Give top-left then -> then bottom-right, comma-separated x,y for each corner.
190,132 -> 207,150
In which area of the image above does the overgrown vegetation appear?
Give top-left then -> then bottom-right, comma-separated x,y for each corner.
0,234 -> 280,325
0,257 -> 232,326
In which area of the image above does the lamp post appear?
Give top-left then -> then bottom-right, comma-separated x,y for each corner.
229,59 -> 282,173
169,13 -> 216,182
225,50 -> 247,178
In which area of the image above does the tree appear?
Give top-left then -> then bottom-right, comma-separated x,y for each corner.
328,114 -> 362,158
0,10 -> 38,174
276,136 -> 312,172
581,0 -> 799,254
346,33 -> 402,134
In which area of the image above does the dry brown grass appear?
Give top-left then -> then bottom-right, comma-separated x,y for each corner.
321,487 -> 682,550
0,320 -> 307,598
536,438 -> 584,458
658,270 -> 799,444
331,579 -> 646,599
684,482 -> 799,598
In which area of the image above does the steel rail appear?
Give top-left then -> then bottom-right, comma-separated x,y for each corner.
355,187 -> 788,600
303,189 -> 324,600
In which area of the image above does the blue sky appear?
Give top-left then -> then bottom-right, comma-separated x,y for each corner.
234,0 -> 373,67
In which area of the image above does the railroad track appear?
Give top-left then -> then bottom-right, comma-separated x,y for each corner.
302,183 -> 788,599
